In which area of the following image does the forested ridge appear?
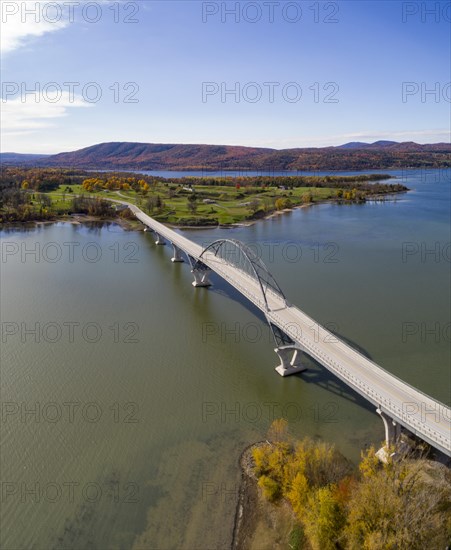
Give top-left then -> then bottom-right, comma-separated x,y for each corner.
2,141 -> 450,171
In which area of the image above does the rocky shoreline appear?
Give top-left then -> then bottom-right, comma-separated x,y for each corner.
231,443 -> 261,550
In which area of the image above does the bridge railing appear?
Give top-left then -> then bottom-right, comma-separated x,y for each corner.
269,308 -> 450,453
130,204 -> 450,454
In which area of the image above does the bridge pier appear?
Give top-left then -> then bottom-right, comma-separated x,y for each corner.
274,346 -> 307,377
154,232 -> 165,246
171,244 -> 184,263
192,269 -> 211,287
376,408 -> 402,462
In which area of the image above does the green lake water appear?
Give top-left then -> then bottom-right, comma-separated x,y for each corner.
1,169 -> 449,549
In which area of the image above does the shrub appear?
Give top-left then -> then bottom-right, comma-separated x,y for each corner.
258,475 -> 281,502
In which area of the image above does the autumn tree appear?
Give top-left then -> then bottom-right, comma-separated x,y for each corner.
275,197 -> 292,210
267,418 -> 289,443
302,485 -> 345,550
345,448 -> 451,549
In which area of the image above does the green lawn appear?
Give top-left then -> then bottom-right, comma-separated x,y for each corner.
41,182 -> 337,226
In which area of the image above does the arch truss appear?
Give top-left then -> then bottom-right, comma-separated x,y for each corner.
193,239 -> 288,311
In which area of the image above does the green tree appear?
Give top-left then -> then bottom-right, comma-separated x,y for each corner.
187,196 -> 198,214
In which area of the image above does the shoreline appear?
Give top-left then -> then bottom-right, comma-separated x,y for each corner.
231,440 -> 451,550
231,442 -> 299,550
0,213 -> 141,232
0,190 -> 407,232
231,443 -> 260,550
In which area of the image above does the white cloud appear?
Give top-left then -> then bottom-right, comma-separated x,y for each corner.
1,91 -> 92,135
1,0 -> 116,54
0,1 -> 69,54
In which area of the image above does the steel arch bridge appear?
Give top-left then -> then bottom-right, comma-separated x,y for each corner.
194,238 -> 288,312
127,201 -> 451,458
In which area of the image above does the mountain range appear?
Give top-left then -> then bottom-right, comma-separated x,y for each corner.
1,141 -> 450,171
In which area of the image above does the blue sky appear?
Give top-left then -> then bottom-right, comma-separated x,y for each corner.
1,0 -> 450,153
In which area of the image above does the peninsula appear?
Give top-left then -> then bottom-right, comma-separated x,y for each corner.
0,167 -> 408,227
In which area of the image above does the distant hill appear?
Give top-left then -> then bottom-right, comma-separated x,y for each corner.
338,140 -> 399,149
338,141 -> 451,152
5,141 -> 451,171
1,153 -> 49,164
337,142 -> 374,149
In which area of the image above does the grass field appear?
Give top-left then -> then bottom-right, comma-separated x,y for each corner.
43,182 -> 337,226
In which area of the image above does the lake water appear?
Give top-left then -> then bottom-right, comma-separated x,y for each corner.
1,169 -> 450,549
102,168 -> 408,179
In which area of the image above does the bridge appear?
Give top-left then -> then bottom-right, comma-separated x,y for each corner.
127,203 -> 450,458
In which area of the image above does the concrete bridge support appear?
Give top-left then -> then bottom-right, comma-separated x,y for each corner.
171,244 -> 184,263
376,408 -> 402,462
274,346 -> 307,377
192,269 -> 211,287
154,232 -> 165,246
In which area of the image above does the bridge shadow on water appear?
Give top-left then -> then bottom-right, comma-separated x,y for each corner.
291,357 -> 375,415
145,244 -> 376,416
207,272 -> 267,322
207,273 -> 376,415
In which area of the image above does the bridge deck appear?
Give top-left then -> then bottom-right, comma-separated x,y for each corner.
130,205 -> 451,456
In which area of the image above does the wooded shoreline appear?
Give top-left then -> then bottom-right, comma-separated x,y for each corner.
231,431 -> 451,550
1,167 -> 410,226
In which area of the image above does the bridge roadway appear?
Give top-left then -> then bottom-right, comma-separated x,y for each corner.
128,204 -> 451,457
